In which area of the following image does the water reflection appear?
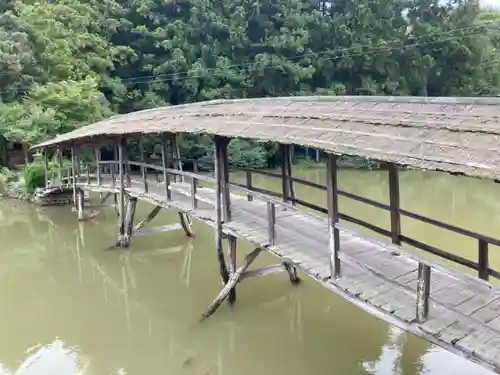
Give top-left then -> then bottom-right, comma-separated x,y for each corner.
0,168 -> 499,375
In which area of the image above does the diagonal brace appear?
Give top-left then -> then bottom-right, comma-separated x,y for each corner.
202,248 -> 262,320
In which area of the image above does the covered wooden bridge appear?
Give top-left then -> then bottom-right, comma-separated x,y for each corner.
32,96 -> 500,373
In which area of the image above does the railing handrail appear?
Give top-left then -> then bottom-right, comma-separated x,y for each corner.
55,157 -> 500,282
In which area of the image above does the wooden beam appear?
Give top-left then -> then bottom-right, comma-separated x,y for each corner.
135,223 -> 182,237
326,153 -> 341,279
76,189 -> 85,221
286,144 -> 296,205
202,248 -> 261,319
133,205 -> 162,232
388,163 -> 401,245
57,147 -> 63,184
218,137 -> 231,222
43,149 -> 49,188
214,136 -> 230,287
139,136 -> 148,193
267,202 -> 276,246
245,170 -> 253,201
227,236 -> 237,304
71,147 -> 77,207
117,138 -> 126,246
478,239 -> 489,281
240,264 -> 285,281
162,133 -> 172,200
94,146 -> 101,186
416,262 -> 431,322
283,261 -> 300,284
122,197 -> 138,247
280,144 -> 289,202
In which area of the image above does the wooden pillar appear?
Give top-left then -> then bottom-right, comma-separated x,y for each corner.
245,170 -> 253,201
326,154 -> 341,279
77,189 -> 85,221
122,197 -> 138,247
267,201 -> 276,246
218,137 -> 236,304
117,138 -> 126,247
139,136 -> 148,193
162,133 -> 171,200
43,148 -> 49,188
388,163 -> 401,245
71,147 -> 77,207
214,136 -> 230,287
284,144 -> 296,205
283,261 -> 300,284
315,149 -> 320,163
416,262 -> 431,322
478,239 -> 489,281
280,144 -> 289,202
57,147 -> 63,184
94,147 -> 101,186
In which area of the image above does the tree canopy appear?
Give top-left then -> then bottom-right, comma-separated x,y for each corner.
0,0 -> 499,165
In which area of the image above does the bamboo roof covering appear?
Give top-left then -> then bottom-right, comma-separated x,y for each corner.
32,96 -> 500,180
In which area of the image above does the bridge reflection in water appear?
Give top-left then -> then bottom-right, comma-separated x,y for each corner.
32,96 -> 500,373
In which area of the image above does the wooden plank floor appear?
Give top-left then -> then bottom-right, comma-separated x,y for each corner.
45,176 -> 500,373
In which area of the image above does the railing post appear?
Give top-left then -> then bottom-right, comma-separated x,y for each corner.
43,148 -> 49,188
117,138 -> 126,246
327,153 -> 341,279
478,239 -> 489,281
71,147 -> 77,207
191,176 -> 198,209
162,133 -> 171,200
280,144 -> 289,202
139,136 -> 148,193
267,201 -> 276,246
388,163 -> 401,245
246,170 -> 253,201
416,262 -> 431,322
94,146 -> 101,186
57,147 -> 63,185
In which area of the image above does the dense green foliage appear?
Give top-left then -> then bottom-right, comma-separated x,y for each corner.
1,0 -> 500,167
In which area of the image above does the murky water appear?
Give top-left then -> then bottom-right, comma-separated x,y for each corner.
0,167 -> 499,375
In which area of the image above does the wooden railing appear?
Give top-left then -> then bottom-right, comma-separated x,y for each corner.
49,156 -> 500,324
52,157 -> 500,284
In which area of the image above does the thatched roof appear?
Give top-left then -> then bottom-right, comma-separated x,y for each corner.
32,96 -> 500,180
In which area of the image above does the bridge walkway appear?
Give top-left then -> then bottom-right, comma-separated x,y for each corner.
45,173 -> 500,373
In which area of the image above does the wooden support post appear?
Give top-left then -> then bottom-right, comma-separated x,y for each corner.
267,201 -> 276,246
57,147 -> 63,184
139,136 -> 148,193
123,141 -> 131,188
214,136 -> 230,286
43,149 -> 49,188
71,147 -> 77,207
133,205 -> 162,232
202,248 -> 262,320
162,133 -> 171,200
75,149 -> 81,183
478,239 -> 489,281
94,147 -> 101,186
227,236 -> 237,304
283,261 -> 301,284
117,138 -> 126,247
86,153 -> 90,185
122,197 -> 138,247
191,176 -> 198,209
246,170 -> 253,201
285,144 -> 296,205
416,262 -> 431,322
77,189 -> 85,221
326,153 -> 341,279
111,143 -> 117,187
315,149 -> 320,163
280,144 -> 289,202
388,163 -> 401,245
